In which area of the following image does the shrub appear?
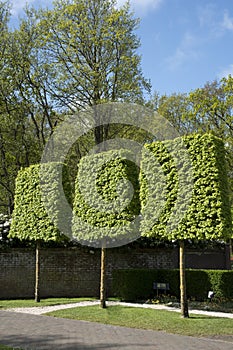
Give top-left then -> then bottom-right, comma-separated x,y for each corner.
186,270 -> 211,300
112,269 -> 159,301
112,269 -> 233,301
207,270 -> 233,299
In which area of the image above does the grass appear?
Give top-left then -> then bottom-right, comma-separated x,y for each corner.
46,305 -> 233,337
0,346 -> 23,350
0,297 -> 97,309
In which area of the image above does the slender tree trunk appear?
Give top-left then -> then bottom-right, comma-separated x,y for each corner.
100,246 -> 107,308
179,240 -> 189,318
35,240 -> 41,302
94,117 -> 108,309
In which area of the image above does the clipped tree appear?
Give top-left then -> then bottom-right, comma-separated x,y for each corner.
9,162 -> 71,302
140,133 -> 232,317
72,149 -> 140,308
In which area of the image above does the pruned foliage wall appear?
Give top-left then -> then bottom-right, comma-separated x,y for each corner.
72,150 -> 140,247
140,134 -> 232,241
9,134 -> 232,245
9,163 -> 71,242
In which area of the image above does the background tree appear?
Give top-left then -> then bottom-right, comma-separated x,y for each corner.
34,0 -> 150,155
0,0 -> 151,214
10,8 -> 60,146
38,0 -> 150,109
148,91 -> 193,135
150,77 -> 233,143
0,2 -> 55,214
0,1 -> 16,214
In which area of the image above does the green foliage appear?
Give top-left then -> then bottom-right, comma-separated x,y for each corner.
0,3 -> 53,214
112,269 -> 158,301
9,163 -> 71,242
113,269 -> 233,301
0,0 -> 150,214
112,268 -> 180,301
140,133 -> 232,241
149,78 -> 233,213
72,150 -> 140,246
185,270 -> 211,300
38,0 -> 150,107
207,270 -> 233,299
150,92 -> 191,135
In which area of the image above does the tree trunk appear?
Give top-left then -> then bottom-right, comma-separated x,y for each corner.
100,246 -> 107,308
179,240 -> 189,318
35,240 -> 41,302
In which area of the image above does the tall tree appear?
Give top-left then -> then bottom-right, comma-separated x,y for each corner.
38,0 -> 150,111
0,0 -> 151,213
140,134 -> 232,317
9,163 -> 71,301
72,149 -> 140,308
0,2 -> 53,214
0,1 -> 22,214
33,0 -> 150,306
150,78 -> 233,140
10,9 -> 60,147
187,79 -> 233,135
155,93 -> 194,135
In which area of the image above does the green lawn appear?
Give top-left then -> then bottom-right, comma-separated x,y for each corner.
46,305 -> 233,337
0,346 -> 23,350
0,297 -> 97,309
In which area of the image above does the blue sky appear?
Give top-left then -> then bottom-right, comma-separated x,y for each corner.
9,0 -> 233,96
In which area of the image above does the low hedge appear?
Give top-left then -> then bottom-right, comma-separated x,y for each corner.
112,269 -> 233,301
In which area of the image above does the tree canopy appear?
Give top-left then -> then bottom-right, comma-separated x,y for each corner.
9,163 -> 71,242
0,0 -> 150,214
140,133 -> 232,241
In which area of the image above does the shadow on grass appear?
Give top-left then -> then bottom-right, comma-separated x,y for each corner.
188,315 -> 221,319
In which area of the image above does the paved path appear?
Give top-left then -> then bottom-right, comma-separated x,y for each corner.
3,300 -> 233,318
1,302 -> 233,350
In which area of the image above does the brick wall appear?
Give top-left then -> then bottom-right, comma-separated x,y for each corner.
0,245 -> 230,299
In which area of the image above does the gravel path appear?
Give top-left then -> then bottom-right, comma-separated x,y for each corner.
3,300 -> 233,318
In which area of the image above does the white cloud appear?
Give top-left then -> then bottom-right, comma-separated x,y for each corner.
10,0 -> 51,16
166,49 -> 187,71
166,48 -> 200,71
11,0 -> 162,17
217,64 -> 233,79
116,0 -> 163,14
222,10 -> 233,30
11,0 -> 35,15
165,32 -> 201,71
198,3 -> 228,39
198,3 -> 216,28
